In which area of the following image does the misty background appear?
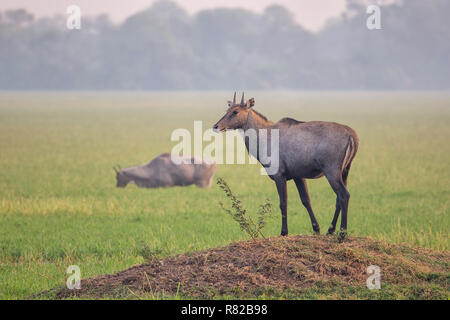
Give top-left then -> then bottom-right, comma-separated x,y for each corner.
0,0 -> 449,90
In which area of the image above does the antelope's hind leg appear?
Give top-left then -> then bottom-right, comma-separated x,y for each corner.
327,165 -> 350,236
294,178 -> 320,234
327,199 -> 340,235
324,168 -> 350,242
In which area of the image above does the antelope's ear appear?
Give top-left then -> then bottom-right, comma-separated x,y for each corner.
246,98 -> 255,109
227,100 -> 233,107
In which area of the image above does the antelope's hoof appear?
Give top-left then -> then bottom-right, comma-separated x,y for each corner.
327,228 -> 335,235
281,230 -> 288,236
312,224 -> 320,234
338,230 -> 347,243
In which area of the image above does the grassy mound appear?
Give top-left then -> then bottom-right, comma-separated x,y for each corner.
53,235 -> 449,299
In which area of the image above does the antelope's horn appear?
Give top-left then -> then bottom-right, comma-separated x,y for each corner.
113,166 -> 119,173
241,92 -> 245,106
232,91 -> 236,105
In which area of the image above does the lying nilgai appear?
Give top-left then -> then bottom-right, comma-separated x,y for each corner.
114,153 -> 217,189
213,93 -> 358,241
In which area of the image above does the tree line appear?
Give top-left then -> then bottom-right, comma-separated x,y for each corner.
0,0 -> 449,90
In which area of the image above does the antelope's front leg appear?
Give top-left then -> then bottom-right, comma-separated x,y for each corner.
274,177 -> 288,236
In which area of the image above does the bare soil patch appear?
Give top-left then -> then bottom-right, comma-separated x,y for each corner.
55,235 -> 449,299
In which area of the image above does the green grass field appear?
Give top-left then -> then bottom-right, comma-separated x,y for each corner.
0,91 -> 449,299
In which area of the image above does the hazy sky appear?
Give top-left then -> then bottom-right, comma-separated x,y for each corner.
0,0 -> 348,32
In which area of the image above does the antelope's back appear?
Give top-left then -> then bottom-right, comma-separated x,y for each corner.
162,154 -> 216,186
274,120 -> 358,178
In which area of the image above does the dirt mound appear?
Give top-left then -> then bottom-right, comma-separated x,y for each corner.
55,235 -> 449,299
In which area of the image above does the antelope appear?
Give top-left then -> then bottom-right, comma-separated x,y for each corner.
213,93 -> 359,241
114,153 -> 217,189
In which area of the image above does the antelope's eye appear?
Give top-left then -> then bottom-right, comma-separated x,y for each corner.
232,110 -> 238,115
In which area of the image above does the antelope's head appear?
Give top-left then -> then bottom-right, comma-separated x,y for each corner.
213,92 -> 255,132
113,166 -> 128,188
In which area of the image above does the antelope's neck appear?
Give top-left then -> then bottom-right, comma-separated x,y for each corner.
243,110 -> 273,131
241,110 -> 274,162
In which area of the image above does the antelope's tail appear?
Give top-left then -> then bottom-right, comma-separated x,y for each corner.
342,134 -> 359,172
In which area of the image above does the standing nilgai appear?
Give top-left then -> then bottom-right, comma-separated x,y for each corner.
213,93 -> 359,242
